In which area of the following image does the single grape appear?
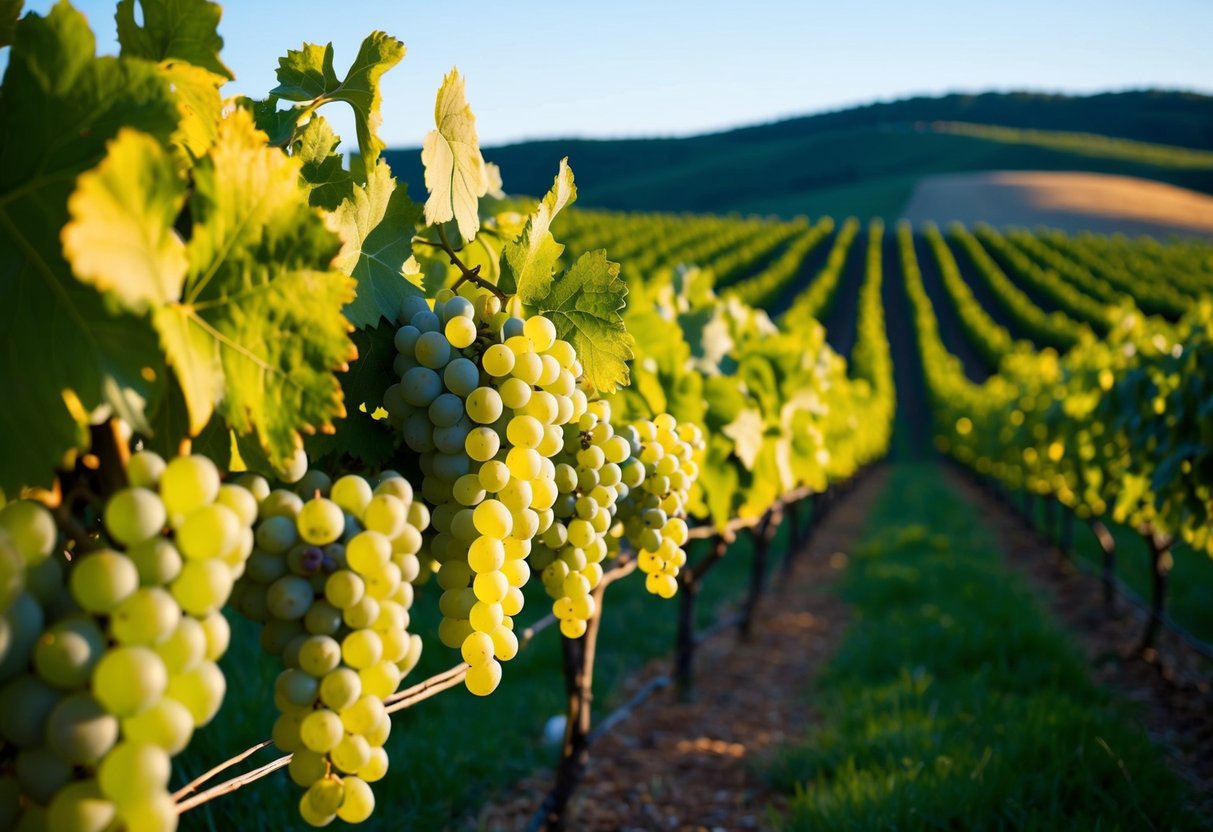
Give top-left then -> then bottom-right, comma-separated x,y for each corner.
46,693 -> 119,765
93,646 -> 167,718
47,780 -> 115,832
0,501 -> 56,563
166,660 -> 225,725
300,709 -> 344,753
126,451 -> 167,489
121,697 -> 194,754
70,550 -> 138,614
465,659 -> 502,696
159,455 -> 221,519
97,741 -> 171,806
34,616 -> 107,689
336,776 -> 375,823
103,488 -> 166,547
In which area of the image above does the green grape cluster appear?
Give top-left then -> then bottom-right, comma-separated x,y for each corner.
230,471 -> 427,827
613,415 -> 703,599
0,452 -> 252,832
529,399 -> 633,638
383,288 -> 589,695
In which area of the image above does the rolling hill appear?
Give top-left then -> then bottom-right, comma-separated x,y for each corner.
384,90 -> 1213,224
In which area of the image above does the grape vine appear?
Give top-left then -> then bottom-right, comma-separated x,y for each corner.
0,2 -> 892,829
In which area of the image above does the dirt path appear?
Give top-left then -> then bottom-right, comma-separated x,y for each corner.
476,467 -> 889,832
944,465 -> 1213,816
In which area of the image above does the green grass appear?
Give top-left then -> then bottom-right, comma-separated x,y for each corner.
175,524 -> 786,830
1022,495 -> 1213,644
935,122 -> 1213,169
764,463 -> 1203,831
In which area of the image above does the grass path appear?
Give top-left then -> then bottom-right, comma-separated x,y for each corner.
766,463 -> 1205,830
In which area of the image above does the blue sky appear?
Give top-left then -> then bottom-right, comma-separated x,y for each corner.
17,0 -> 1213,152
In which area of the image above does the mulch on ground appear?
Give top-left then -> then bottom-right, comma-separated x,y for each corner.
474,468 -> 890,832
948,467 -> 1213,817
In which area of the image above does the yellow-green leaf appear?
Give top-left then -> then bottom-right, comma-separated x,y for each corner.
500,158 -> 576,302
331,159 -> 424,328
723,407 -> 764,470
421,68 -> 489,242
532,251 -> 634,394
63,130 -> 188,313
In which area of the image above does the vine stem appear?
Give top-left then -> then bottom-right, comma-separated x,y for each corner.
436,224 -> 508,302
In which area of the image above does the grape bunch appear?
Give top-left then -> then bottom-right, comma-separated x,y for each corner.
229,470 -> 427,827
612,415 -> 704,599
383,288 -> 588,695
0,452 -> 253,832
529,399 -> 634,638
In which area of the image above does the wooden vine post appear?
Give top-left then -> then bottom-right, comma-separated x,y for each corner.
674,536 -> 729,700
1138,528 -> 1175,655
1088,518 -> 1117,611
1044,496 -> 1058,545
781,498 -> 803,577
739,508 -> 778,639
541,573 -> 611,831
1059,503 -> 1075,557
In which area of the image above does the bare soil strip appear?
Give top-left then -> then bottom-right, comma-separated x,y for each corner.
474,468 -> 890,832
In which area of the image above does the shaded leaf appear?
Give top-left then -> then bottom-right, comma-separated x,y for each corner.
305,323 -> 399,468
116,0 -> 233,80
0,0 -> 20,48
331,159 -> 424,328
0,3 -> 178,492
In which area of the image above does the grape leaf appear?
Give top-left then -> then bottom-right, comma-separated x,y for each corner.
270,31 -> 404,164
530,251 -> 634,394
499,158 -> 576,301
144,371 -> 233,466
698,434 -> 740,530
239,95 -> 303,147
722,408 -> 764,470
62,112 -> 357,469
63,130 -> 188,312
331,158 -> 424,328
421,68 -> 489,242
702,375 -> 745,432
160,61 -> 224,165
0,0 -> 20,48
115,0 -> 233,80
740,441 -> 787,519
294,116 -> 355,211
0,3 -> 179,492
305,323 -> 399,468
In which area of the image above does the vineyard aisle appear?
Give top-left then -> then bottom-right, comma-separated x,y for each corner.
949,467 -> 1213,815
478,469 -> 890,830
767,464 -> 1203,830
